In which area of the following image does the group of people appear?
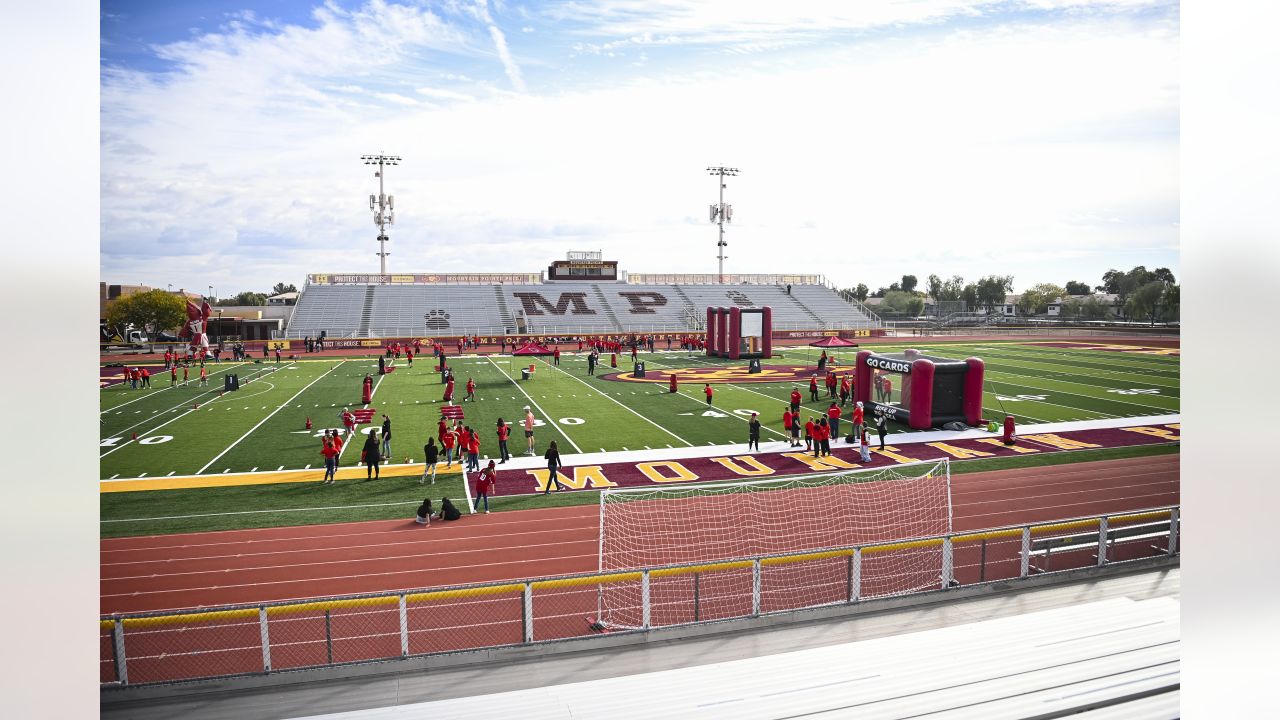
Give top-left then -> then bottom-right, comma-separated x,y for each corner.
302,335 -> 327,353
119,361 -> 212,389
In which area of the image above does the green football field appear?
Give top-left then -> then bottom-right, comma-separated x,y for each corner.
100,340 -> 1179,537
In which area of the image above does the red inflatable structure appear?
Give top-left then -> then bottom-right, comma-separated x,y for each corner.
706,306 -> 772,360
854,349 -> 985,430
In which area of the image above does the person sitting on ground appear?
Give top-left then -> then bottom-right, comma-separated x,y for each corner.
415,498 -> 434,525
439,497 -> 462,521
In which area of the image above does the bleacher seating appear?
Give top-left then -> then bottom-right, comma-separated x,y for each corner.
284,281 -> 879,338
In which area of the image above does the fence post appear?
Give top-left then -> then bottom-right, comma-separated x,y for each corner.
399,594 -> 409,657
641,570 -> 651,630
1168,508 -> 1179,555
259,606 -> 271,673
112,619 -> 128,686
522,583 -> 533,643
850,549 -> 861,602
1097,517 -> 1109,567
941,538 -> 954,588
751,559 -> 762,617
325,610 -> 333,665
979,539 -> 987,582
1019,527 -> 1031,578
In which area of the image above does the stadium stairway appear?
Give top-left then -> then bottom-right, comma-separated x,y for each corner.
670,284 -> 699,327
591,284 -> 624,332
493,285 -> 514,332
784,290 -> 826,327
357,285 -> 375,337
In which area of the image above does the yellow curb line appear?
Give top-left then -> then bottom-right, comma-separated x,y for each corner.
100,462 -> 466,493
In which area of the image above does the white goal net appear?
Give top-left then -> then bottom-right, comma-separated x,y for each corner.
596,459 -> 951,629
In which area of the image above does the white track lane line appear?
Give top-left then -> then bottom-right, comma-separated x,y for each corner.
197,360 -> 345,474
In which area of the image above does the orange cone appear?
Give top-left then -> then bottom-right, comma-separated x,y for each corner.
305,417 -> 313,430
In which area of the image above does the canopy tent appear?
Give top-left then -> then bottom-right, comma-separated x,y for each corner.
806,335 -> 859,366
512,341 -> 553,356
808,336 -> 859,348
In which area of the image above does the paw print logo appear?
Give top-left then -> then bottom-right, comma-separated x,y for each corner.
424,310 -> 452,330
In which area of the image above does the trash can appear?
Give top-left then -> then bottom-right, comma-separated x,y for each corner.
633,362 -> 645,378
521,368 -> 531,381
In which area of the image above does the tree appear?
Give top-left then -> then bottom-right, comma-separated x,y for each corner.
104,289 -> 186,337
1064,280 -> 1091,296
926,274 -> 943,301
975,275 -> 1014,309
1161,283 -> 1180,322
870,287 -> 888,298
1126,281 -> 1166,324
854,283 -> 869,302
1080,295 -> 1111,320
1016,283 -> 1065,315
1152,268 -> 1176,285
232,291 -> 267,306
960,283 -> 978,308
882,290 -> 925,317
271,282 -> 298,296
900,275 -> 918,294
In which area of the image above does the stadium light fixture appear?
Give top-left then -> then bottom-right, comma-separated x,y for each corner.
360,154 -> 403,281
706,166 -> 739,284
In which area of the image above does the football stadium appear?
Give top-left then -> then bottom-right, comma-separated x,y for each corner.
87,3 -> 1189,718
100,260 -> 1181,712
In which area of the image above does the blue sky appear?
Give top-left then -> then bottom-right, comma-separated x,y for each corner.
100,1 -> 1180,296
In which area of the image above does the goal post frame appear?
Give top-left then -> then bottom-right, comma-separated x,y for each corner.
598,458 -> 952,571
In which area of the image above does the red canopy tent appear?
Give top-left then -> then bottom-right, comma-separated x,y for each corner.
512,341 -> 553,356
808,336 -> 859,348
807,335 -> 859,365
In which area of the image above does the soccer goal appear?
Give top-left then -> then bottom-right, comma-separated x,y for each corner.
595,459 -> 951,629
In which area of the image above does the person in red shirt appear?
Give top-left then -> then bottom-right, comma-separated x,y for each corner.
465,377 -> 476,402
553,347 -> 561,366
465,428 -> 481,471
839,375 -> 851,406
809,375 -> 819,402
704,383 -> 714,407
437,418 -> 448,443
812,418 -> 826,458
826,371 -> 837,398
577,338 -> 584,352
852,401 -> 865,438
474,460 -> 497,513
406,349 -> 413,367
790,388 -> 802,414
827,402 -> 842,441
181,364 -> 189,386
341,408 -> 355,435
443,376 -> 455,403
169,364 -> 177,385
804,418 -> 816,452
783,407 -> 797,447
139,368 -> 150,388
199,365 -> 208,386
163,349 -> 171,369
496,419 -> 511,463
441,428 -> 457,467
882,376 -> 893,403
669,373 -> 678,394
320,436 -> 339,484
631,344 -> 638,361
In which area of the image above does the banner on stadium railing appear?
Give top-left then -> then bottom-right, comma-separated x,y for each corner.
308,273 -> 542,285
772,329 -> 880,340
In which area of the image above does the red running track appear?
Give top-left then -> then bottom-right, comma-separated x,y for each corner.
101,454 -> 1179,616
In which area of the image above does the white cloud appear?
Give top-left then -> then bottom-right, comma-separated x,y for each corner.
101,2 -> 1177,294
473,0 -> 527,92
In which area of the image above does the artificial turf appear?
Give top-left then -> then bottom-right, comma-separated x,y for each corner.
100,340 -> 1179,537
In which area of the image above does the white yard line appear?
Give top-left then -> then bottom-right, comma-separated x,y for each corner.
337,367 -> 387,461
197,361 -> 345,474
100,365 -> 269,440
534,357 -> 693,448
99,361 -> 248,412
485,356 -> 583,453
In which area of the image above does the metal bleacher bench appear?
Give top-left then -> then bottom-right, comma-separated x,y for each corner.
1030,519 -> 1173,574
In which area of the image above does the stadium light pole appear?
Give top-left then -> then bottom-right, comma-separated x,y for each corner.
361,153 -> 401,282
707,166 -> 738,284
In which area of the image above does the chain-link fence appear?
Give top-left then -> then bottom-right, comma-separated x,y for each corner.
101,507 -> 1178,687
